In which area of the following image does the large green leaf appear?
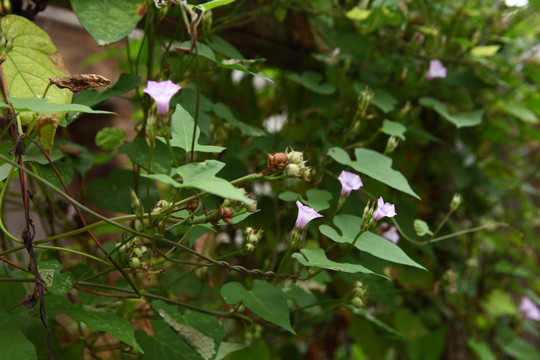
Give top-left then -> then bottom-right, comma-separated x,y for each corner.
381,120 -> 406,140
46,294 -> 143,353
419,97 -> 483,128
221,280 -> 295,334
0,15 -> 72,124
163,105 -> 225,153
0,310 -> 37,360
371,89 -> 398,113
6,97 -> 113,115
328,147 -> 420,199
136,321 -> 201,360
70,0 -> 146,46
151,301 -> 224,360
319,214 -> 425,269
144,160 -> 252,204
292,248 -> 380,275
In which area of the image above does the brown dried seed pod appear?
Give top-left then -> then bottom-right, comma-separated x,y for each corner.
49,74 -> 111,92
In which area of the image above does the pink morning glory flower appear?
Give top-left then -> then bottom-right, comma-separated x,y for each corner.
520,296 -> 540,321
294,201 -> 323,230
338,171 -> 363,197
380,223 -> 400,244
425,59 -> 447,80
373,197 -> 396,221
144,80 -> 181,115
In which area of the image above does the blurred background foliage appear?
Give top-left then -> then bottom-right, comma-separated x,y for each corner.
1,0 -> 540,359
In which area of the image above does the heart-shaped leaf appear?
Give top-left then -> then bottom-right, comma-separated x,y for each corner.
419,97 -> 483,128
162,105 -> 225,154
221,280 -> 295,334
319,214 -> 425,269
328,147 -> 420,199
70,0 -> 146,46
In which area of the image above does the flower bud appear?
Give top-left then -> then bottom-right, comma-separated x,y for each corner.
286,150 -> 304,165
130,188 -> 143,217
351,297 -> 364,308
300,167 -> 312,181
244,243 -> 255,253
286,163 -> 301,177
384,136 -> 399,154
273,152 -> 288,169
450,193 -> 462,211
132,248 -> 143,258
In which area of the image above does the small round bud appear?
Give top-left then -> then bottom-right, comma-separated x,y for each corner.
129,257 -> 141,268
140,246 -> 148,255
287,150 -> 304,165
244,243 -> 255,253
300,167 -> 312,181
351,297 -> 364,308
450,193 -> 462,211
286,163 -> 301,177
132,248 -> 143,258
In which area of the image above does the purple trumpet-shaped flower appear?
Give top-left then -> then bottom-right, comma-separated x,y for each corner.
144,80 -> 181,115
338,171 -> 363,197
380,223 -> 400,244
294,201 -> 323,230
373,197 -> 397,221
425,59 -> 447,80
520,296 -> 540,321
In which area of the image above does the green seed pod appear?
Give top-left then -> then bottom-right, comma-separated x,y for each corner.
129,257 -> 141,268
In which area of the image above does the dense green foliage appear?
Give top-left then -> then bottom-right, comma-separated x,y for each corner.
1,0 -> 540,359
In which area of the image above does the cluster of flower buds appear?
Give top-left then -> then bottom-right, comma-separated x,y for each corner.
361,197 -> 397,232
243,227 -> 263,253
350,281 -> 368,308
262,148 -> 311,181
152,199 -> 172,215
116,237 -> 151,269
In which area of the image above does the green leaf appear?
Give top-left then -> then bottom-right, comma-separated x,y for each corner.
46,294 -> 143,353
499,100 -> 538,124
218,59 -> 272,83
6,97 -> 114,115
0,15 -> 72,125
193,0 -> 237,11
305,189 -> 333,212
319,214 -> 425,269
328,147 -> 420,199
419,97 -> 483,128
482,289 -> 517,318
346,7 -> 371,21
413,219 -> 433,236
35,161 -> 74,188
503,337 -> 540,360
38,259 -> 74,294
0,310 -> 38,360
164,104 -> 225,153
213,103 -> 266,137
176,41 -> 217,62
215,343 -> 247,360
381,120 -> 406,140
293,248 -> 380,275
95,127 -> 125,150
144,160 -> 252,204
288,71 -> 335,95
205,36 -> 244,59
468,339 -> 497,360
70,0 -> 147,46
151,301 -> 224,360
136,321 -> 201,360
372,89 -> 398,113
176,161 -> 251,203
278,191 -> 301,202
119,140 -> 172,174
221,280 -> 296,334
